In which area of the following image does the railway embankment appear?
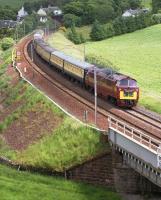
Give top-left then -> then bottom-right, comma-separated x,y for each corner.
0,45 -> 160,198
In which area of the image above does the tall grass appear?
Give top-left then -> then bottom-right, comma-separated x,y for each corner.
16,117 -> 108,171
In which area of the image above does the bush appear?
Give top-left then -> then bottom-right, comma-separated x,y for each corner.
63,14 -> 82,27
67,25 -> 86,44
104,23 -> 115,38
1,37 -> 14,51
151,14 -> 161,24
90,20 -> 106,41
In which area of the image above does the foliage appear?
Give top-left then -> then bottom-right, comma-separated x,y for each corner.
90,20 -> 106,41
63,0 -> 142,27
105,23 -> 115,38
68,25 -> 86,44
1,37 -> 14,50
0,28 -> 14,39
152,0 -> 161,13
0,164 -> 122,200
0,5 -> 17,20
151,13 -> 161,23
63,13 -> 82,27
91,13 -> 154,41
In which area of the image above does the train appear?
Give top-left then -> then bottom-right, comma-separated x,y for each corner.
33,32 -> 139,107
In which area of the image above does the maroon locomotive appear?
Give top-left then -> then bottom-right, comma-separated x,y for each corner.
85,67 -> 139,107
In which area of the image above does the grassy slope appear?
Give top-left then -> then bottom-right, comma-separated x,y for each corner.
47,31 -> 85,61
0,164 -> 121,200
0,48 -> 108,170
86,24 -> 161,113
48,25 -> 161,113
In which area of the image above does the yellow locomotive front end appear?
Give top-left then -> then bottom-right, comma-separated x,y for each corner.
117,78 -> 139,107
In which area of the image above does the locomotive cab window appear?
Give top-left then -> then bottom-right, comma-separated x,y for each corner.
117,79 -> 137,87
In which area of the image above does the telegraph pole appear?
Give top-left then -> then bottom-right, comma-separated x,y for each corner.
94,66 -> 97,126
31,43 -> 33,61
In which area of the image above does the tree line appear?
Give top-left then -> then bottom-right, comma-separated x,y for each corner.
63,0 -> 142,27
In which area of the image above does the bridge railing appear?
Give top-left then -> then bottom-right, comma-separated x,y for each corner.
108,115 -> 161,158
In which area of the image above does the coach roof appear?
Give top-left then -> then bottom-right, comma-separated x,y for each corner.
52,51 -> 93,69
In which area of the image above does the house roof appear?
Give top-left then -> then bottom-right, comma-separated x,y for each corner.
122,8 -> 149,17
0,20 -> 17,29
43,6 -> 61,13
37,8 -> 47,16
17,6 -> 28,18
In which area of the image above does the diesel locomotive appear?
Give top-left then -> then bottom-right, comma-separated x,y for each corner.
33,33 -> 139,107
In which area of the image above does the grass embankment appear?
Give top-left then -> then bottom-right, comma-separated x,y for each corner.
0,164 -> 121,200
0,48 -> 108,171
47,31 -> 85,61
48,25 -> 161,114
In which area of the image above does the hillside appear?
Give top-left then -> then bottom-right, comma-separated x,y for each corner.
86,24 -> 161,113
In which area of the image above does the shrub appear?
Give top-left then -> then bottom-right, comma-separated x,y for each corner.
151,14 -> 161,24
63,14 -> 82,28
1,37 -> 14,51
90,20 -> 106,41
67,25 -> 86,44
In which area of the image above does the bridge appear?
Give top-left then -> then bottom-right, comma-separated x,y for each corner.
108,116 -> 161,188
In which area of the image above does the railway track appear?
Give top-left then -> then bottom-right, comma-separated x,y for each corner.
126,109 -> 161,130
17,36 -> 161,140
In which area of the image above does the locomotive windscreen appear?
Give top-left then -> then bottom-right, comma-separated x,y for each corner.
118,79 -> 137,87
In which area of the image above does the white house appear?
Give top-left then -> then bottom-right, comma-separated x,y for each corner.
37,8 -> 47,23
43,6 -> 62,16
122,8 -> 150,18
17,6 -> 28,21
122,9 -> 140,17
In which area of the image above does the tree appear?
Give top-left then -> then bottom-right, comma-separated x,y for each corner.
67,25 -> 85,44
124,16 -> 136,33
63,14 -> 81,27
152,0 -> 161,13
151,14 -> 161,24
113,18 -> 122,35
90,20 -> 106,41
105,23 -> 115,38
129,0 -> 141,9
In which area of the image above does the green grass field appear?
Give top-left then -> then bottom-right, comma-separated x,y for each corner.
48,25 -> 161,114
0,164 -> 121,200
47,31 -> 85,61
86,24 -> 161,113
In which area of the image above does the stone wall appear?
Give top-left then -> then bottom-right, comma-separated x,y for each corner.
67,149 -> 161,194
